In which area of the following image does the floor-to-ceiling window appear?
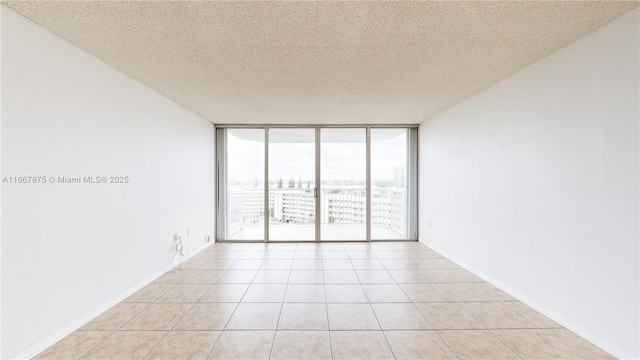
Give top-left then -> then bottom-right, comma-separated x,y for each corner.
217,128 -> 265,240
320,128 -> 367,240
216,126 -> 417,241
268,128 -> 316,242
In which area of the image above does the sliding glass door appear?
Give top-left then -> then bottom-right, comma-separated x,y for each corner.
320,128 -> 367,240
217,126 -> 417,242
268,128 -> 316,241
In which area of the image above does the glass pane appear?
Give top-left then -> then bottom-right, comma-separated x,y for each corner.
268,128 -> 316,241
371,128 -> 409,239
225,129 -> 265,240
320,128 -> 366,240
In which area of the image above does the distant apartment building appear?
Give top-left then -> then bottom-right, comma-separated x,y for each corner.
228,184 -> 407,237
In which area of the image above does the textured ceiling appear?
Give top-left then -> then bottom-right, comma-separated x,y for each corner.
3,1 -> 638,125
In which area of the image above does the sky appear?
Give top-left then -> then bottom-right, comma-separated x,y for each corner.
226,128 -> 407,184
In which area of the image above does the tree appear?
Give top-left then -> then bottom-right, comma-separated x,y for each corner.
278,176 -> 283,188
288,176 -> 294,188
307,180 -> 310,188
254,176 -> 258,188
298,176 -> 302,188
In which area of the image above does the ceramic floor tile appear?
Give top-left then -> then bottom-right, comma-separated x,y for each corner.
321,251 -> 349,259
319,244 -> 345,251
34,331 -> 113,360
284,284 -> 326,302
296,243 -> 321,251
493,329 -> 582,360
252,270 -> 291,284
396,250 -> 443,260
330,331 -> 394,360
36,242 -> 614,360
261,259 -> 294,269
247,244 -> 272,252
123,284 -> 175,303
176,259 -> 208,270
198,260 -> 235,270
173,303 -> 237,330
229,259 -> 264,270
502,301 -> 562,328
239,252 -> 269,260
323,270 -> 360,284
415,302 -> 484,330
207,331 -> 274,360
474,283 -> 517,301
294,251 -> 322,260
156,284 -> 211,302
437,283 -> 497,302
384,330 -> 457,360
268,251 -> 296,259
181,270 -> 225,284
81,303 -> 149,330
379,259 -> 412,270
327,304 -> 380,330
439,330 -> 520,359
548,329 -> 616,359
461,302 -> 536,329
343,243 -> 372,251
199,284 -> 249,303
322,259 -> 353,270
289,270 -> 324,284
368,243 -> 393,251
363,284 -> 411,302
387,270 -> 430,283
120,303 -> 192,331
410,259 -> 459,270
217,270 -> 258,284
277,303 -> 329,330
371,303 -> 433,330
351,259 -> 385,270
388,242 -> 428,251
270,331 -> 331,360
325,284 -> 368,303
143,331 -> 220,360
82,331 -> 166,360
208,252 -> 244,260
421,269 -> 470,283
154,269 -> 194,284
242,284 -> 287,302
347,251 -> 377,260
291,259 -> 323,269
355,270 -> 395,284
373,251 -> 404,259
225,303 -> 281,330
399,283 -> 453,302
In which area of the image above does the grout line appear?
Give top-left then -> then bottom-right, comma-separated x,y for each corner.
320,252 -> 333,359
267,246 -> 296,359
203,246 -> 254,359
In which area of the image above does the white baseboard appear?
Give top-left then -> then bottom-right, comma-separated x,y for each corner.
12,242 -> 213,360
418,238 -> 636,360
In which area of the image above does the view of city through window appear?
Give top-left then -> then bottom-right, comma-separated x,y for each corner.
220,127 -> 412,241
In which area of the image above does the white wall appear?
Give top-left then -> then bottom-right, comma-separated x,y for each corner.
1,9 -> 215,359
419,8 -> 639,359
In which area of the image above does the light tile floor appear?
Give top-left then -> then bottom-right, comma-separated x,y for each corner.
35,242 -> 616,360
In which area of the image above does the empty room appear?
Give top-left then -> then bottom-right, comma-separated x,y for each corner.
1,1 -> 638,359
